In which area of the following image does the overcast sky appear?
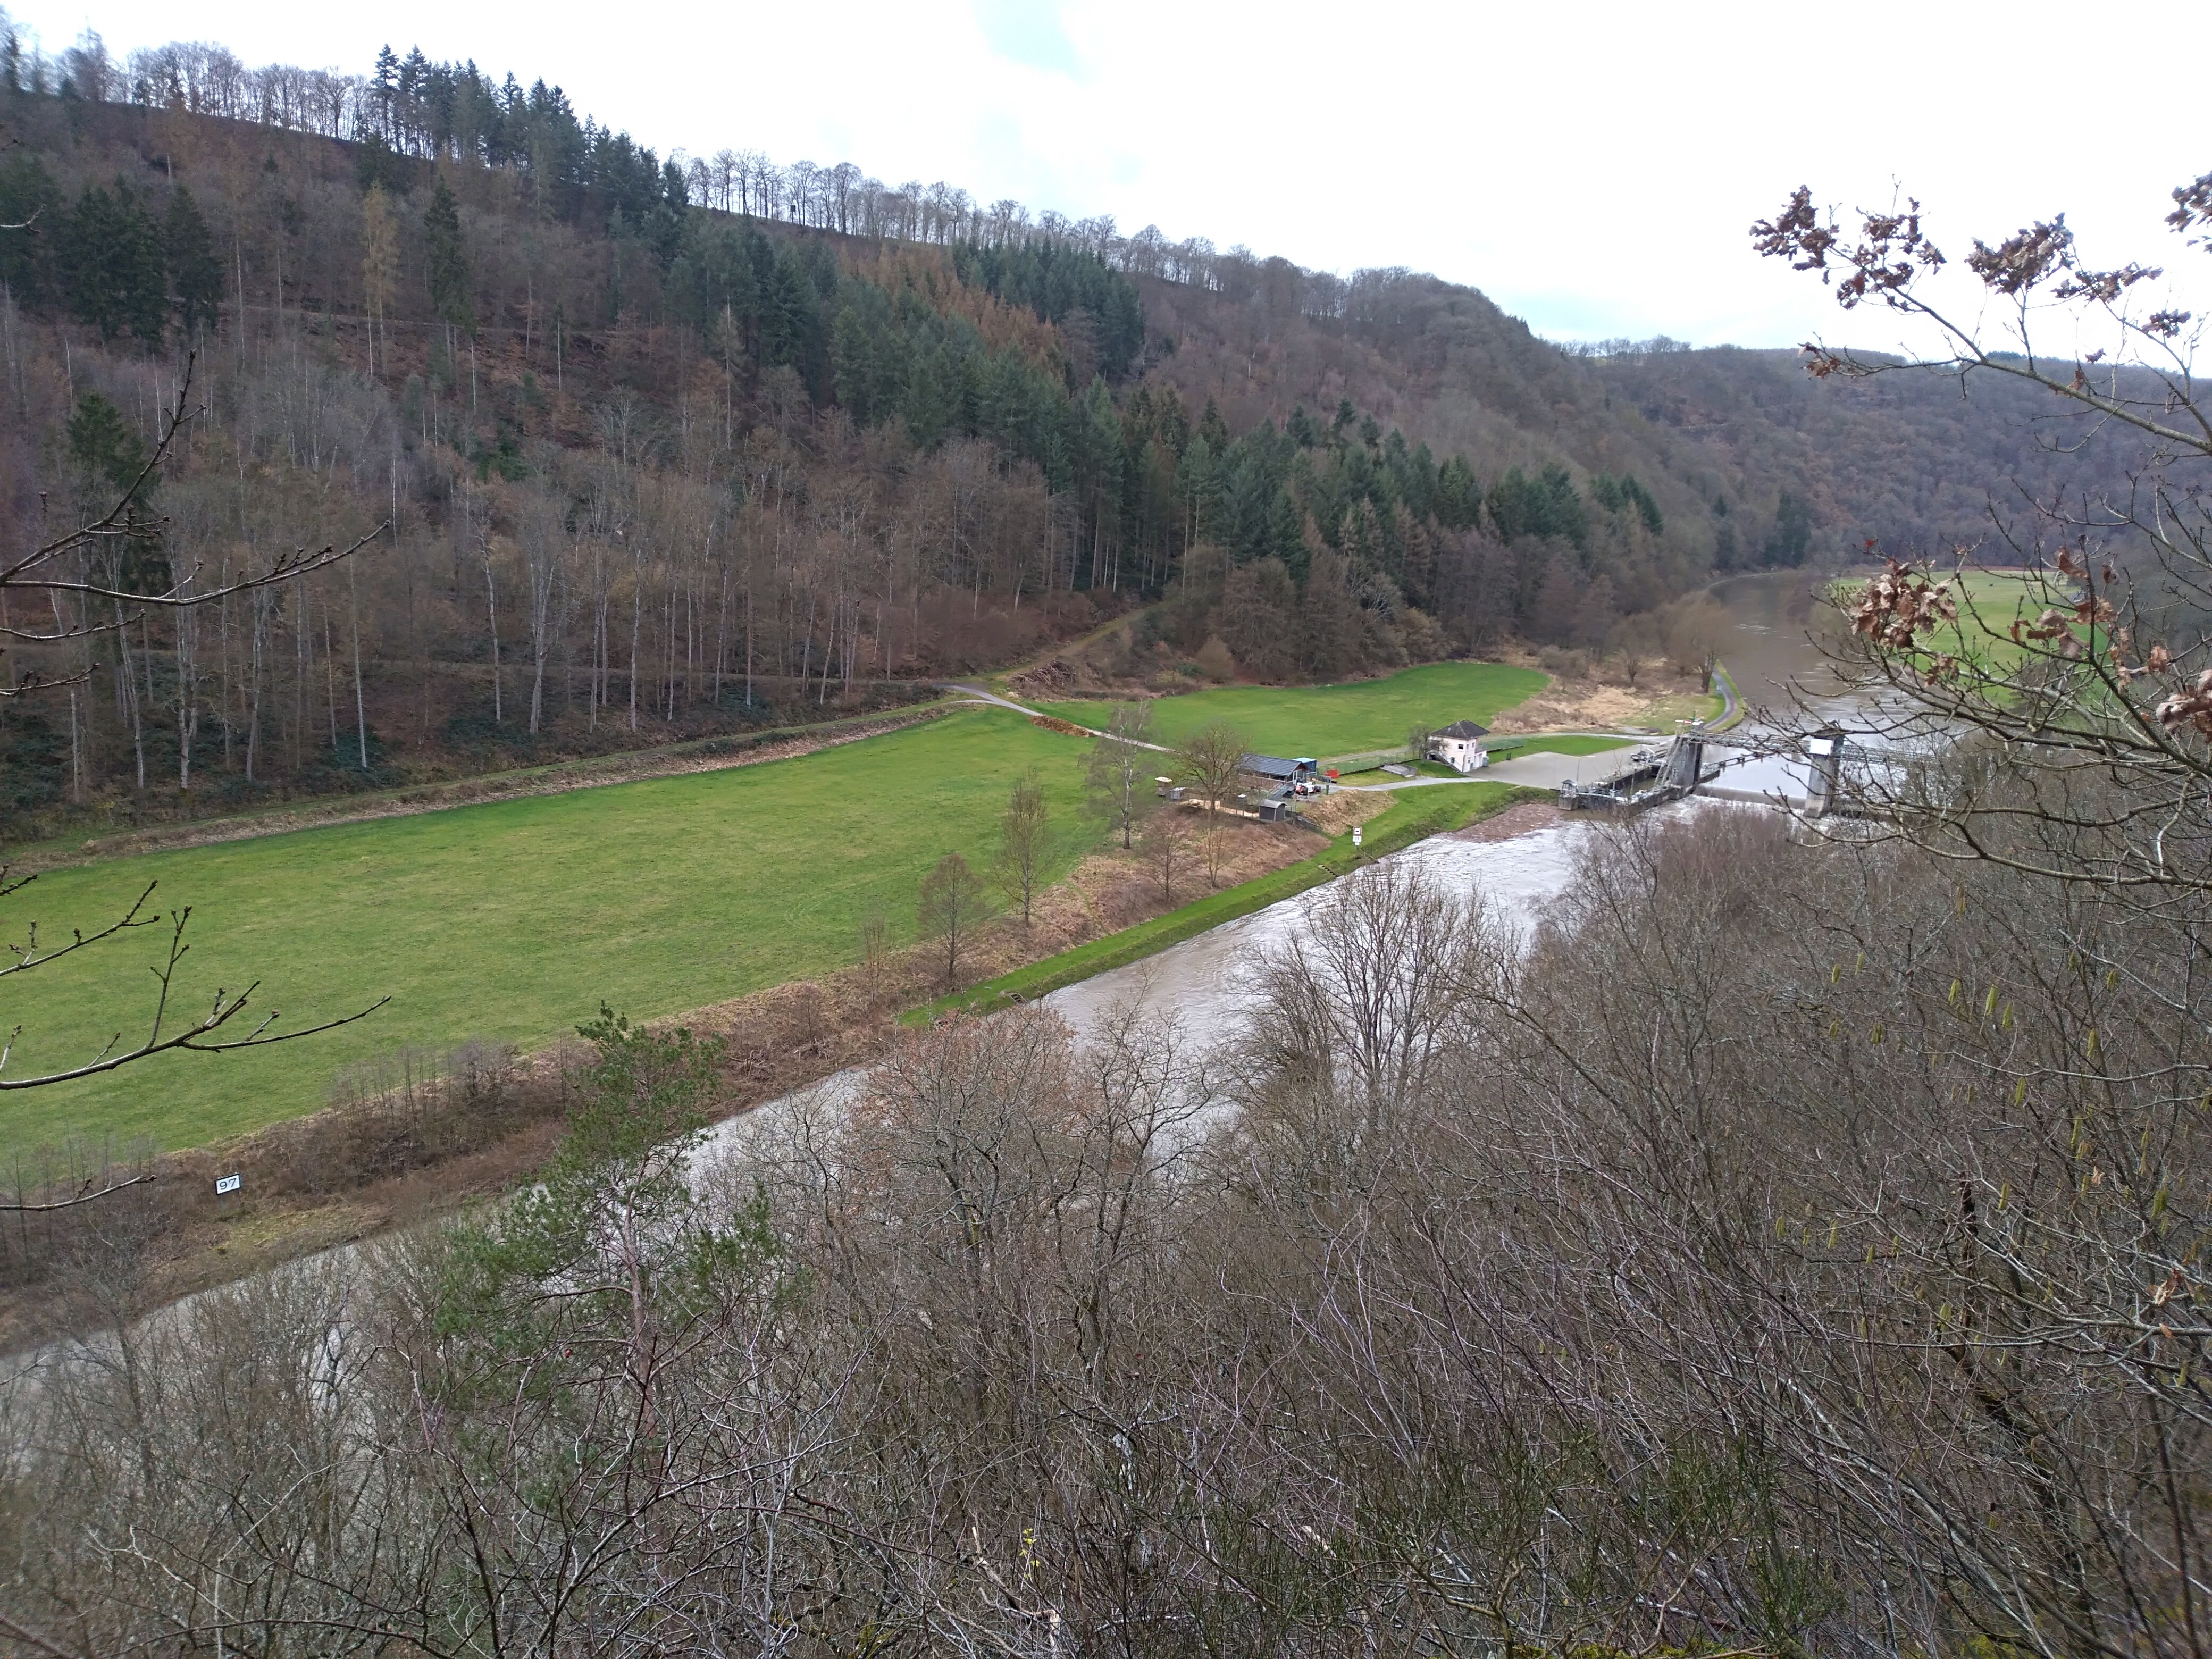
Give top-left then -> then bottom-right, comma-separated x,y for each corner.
7,0 -> 2208,353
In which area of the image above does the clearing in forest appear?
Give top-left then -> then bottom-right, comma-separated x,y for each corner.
1,708 -> 1097,1154
1032,661 -> 1549,759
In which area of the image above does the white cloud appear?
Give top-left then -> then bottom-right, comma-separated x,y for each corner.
11,0 -> 2208,349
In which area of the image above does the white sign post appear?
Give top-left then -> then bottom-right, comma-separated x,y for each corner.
1352,823 -> 1362,850
214,1173 -> 241,1196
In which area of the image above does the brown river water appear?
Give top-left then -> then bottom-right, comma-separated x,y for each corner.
712,569 -> 1877,1153
13,575 -> 1872,1361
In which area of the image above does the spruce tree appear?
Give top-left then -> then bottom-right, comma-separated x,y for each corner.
0,155 -> 61,304
164,185 -> 221,338
63,177 -> 165,344
1196,396 -> 1229,455
66,391 -> 148,493
423,173 -> 473,334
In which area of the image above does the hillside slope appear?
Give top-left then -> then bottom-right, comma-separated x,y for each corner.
0,45 -> 2147,840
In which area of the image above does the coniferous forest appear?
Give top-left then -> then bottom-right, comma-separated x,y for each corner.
0,21 -> 2141,834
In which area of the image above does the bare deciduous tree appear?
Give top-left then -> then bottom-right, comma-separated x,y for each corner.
1139,810 -> 1189,904
1752,173 -> 2212,906
917,851 -> 986,990
2,359 -> 382,699
992,769 -> 1050,925
859,904 -> 891,1000
1,357 -> 386,1111
1176,720 -> 1249,823
1084,700 -> 1158,850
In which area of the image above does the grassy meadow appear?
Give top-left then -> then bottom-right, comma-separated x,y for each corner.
1032,660 -> 1548,759
1,708 -> 1098,1154
1833,568 -> 2054,678
1942,570 -> 2063,675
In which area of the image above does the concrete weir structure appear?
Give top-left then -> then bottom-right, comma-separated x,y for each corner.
1559,734 -> 1708,813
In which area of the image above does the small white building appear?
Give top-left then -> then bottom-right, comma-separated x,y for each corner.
1427,719 -> 1491,773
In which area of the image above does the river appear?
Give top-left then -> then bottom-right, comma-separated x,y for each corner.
15,572 -> 1877,1360
701,811 -> 1607,1160
709,570 -> 1870,1153
1696,568 -> 1916,801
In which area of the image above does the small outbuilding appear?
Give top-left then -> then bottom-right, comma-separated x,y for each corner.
1427,720 -> 1492,774
1242,754 -> 1320,787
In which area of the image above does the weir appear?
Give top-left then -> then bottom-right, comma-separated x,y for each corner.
1557,733 -> 1709,813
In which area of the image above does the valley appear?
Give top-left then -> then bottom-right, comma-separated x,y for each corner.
3,12 -> 2207,1654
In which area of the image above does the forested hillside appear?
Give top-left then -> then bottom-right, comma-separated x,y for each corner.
0,21 -> 2142,835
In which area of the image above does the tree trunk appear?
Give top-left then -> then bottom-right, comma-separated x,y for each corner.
114,597 -> 144,788
628,559 -> 643,732
245,585 -> 267,781
484,540 -> 503,725
349,559 -> 368,769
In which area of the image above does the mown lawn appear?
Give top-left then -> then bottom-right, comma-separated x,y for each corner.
1941,571 -> 2059,676
0,708 -> 1097,1154
1033,661 -> 1548,759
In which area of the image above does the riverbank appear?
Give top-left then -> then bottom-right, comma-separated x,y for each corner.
911,783 -> 1538,1020
0,791 -> 1424,1350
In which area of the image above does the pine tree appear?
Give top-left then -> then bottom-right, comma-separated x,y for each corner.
164,185 -> 221,338
372,44 -> 399,140
1197,396 -> 1230,455
66,391 -> 148,493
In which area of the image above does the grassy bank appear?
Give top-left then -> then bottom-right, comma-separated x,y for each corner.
909,783 -> 1539,1022
1032,661 -> 1547,757
2,707 -> 1099,1154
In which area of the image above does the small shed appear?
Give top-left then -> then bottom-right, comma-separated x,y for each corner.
1242,753 -> 1319,785
1427,719 -> 1491,774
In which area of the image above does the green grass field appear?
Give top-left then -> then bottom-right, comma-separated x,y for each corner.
1942,572 -> 2058,676
1834,569 -> 2052,679
1032,661 -> 1548,760
1,708 -> 1099,1155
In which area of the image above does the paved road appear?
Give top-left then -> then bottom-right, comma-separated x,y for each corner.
1328,745 -> 1625,792
1710,661 -> 1743,730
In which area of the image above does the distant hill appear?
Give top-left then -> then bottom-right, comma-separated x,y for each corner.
0,32 -> 2155,834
